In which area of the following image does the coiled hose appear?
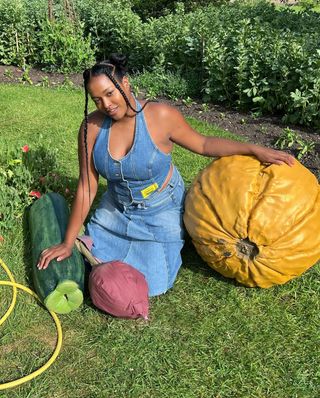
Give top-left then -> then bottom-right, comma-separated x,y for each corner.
0,258 -> 63,390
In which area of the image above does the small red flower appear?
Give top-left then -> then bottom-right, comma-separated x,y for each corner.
29,190 -> 42,199
22,145 -> 29,153
0,236 -> 4,243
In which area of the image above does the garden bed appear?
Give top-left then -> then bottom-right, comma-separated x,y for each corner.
1,64 -> 319,179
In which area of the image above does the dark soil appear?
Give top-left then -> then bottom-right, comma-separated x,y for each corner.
1,64 -> 319,180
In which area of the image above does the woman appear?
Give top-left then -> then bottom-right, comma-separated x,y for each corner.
37,54 -> 294,298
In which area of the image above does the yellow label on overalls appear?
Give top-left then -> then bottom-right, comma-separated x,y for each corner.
141,182 -> 159,198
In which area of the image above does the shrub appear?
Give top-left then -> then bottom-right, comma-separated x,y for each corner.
33,19 -> 95,73
74,0 -> 143,63
1,0 -> 320,127
0,0 -> 33,66
0,144 -> 71,233
131,0 -> 231,20
131,66 -> 189,100
198,2 -> 320,125
0,0 -> 94,71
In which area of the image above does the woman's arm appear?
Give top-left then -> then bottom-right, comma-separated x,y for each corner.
202,137 -> 295,166
161,105 -> 295,166
37,120 -> 99,270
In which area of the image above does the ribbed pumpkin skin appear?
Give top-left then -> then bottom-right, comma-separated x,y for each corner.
184,156 -> 320,287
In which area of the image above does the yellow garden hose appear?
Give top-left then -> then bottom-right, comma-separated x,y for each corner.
0,258 -> 63,391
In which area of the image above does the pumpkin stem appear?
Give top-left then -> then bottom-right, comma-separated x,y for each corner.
236,238 -> 259,260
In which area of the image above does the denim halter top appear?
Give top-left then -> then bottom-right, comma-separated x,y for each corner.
93,98 -> 172,206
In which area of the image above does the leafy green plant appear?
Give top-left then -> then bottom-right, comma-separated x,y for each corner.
33,19 -> 95,73
74,0 -> 142,63
298,0 -> 320,10
129,80 -> 141,98
202,103 -> 210,112
182,96 -> 195,107
0,0 -> 30,66
0,153 -> 33,230
19,65 -> 33,85
131,67 -> 189,100
3,68 -> 13,78
296,137 -> 316,159
0,144 -> 71,233
275,127 -> 316,160
0,0 -> 94,71
36,76 -> 50,87
1,0 -> 320,127
131,0 -> 230,20
59,76 -> 75,89
260,126 -> 268,134
275,127 -> 299,149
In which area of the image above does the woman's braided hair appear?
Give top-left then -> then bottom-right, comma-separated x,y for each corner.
82,53 -> 149,204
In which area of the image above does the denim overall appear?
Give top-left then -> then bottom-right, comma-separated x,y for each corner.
86,99 -> 185,296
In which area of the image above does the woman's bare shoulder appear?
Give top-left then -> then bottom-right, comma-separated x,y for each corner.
142,101 -> 181,121
80,110 -> 106,137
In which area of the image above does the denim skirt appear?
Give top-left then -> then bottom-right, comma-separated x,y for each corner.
86,167 -> 185,296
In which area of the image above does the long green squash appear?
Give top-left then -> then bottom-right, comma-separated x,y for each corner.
29,192 -> 85,314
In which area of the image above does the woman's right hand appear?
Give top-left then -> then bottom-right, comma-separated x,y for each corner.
37,242 -> 73,270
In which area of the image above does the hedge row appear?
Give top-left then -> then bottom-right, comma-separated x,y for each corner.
1,0 -> 320,127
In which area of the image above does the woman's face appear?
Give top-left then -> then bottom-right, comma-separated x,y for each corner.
87,74 -> 131,120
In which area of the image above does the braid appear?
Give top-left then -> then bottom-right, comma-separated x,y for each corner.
81,55 -> 149,209
103,68 -> 149,114
83,84 -> 91,206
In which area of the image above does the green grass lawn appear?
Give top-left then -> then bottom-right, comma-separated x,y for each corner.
0,84 -> 319,398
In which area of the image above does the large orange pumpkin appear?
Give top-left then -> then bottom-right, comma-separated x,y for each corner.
183,155 -> 320,287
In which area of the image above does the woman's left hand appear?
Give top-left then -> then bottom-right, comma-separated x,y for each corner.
252,146 -> 295,167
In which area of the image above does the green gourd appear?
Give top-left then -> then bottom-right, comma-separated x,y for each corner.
29,192 -> 85,314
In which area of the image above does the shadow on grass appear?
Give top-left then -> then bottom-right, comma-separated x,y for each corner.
181,230 -> 238,287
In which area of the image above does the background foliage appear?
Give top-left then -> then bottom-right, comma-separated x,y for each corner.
0,145 -> 71,233
1,0 -> 320,125
130,0 -> 230,20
